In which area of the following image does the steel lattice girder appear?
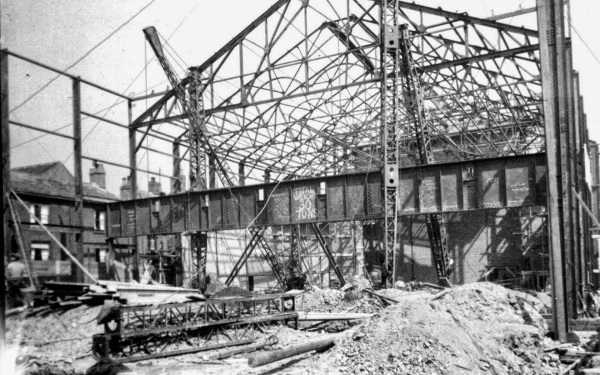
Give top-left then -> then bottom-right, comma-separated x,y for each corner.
131,0 -> 543,186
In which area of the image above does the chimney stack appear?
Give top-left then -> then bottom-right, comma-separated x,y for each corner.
148,177 -> 161,196
120,177 -> 131,200
89,160 -> 106,189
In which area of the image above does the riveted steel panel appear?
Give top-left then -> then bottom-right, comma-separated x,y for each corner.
317,195 -> 327,221
188,193 -> 201,231
150,198 -> 161,234
327,179 -> 345,220
399,169 -> 417,213
135,200 -> 150,235
506,159 -> 535,207
108,203 -> 121,237
171,195 -> 187,232
346,176 -> 365,219
267,186 -> 290,225
478,161 -> 505,208
223,192 -> 240,228
159,196 -> 172,233
419,169 -> 440,213
291,184 -> 317,222
462,164 -> 477,210
239,189 -> 256,227
366,174 -> 382,216
209,192 -> 223,229
441,166 -> 461,211
121,201 -> 136,237
535,155 -> 547,206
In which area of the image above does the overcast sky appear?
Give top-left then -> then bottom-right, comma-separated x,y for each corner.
2,0 -> 599,195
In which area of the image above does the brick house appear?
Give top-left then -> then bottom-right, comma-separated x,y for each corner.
8,161 -> 127,283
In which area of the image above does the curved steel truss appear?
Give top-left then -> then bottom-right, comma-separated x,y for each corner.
132,0 -> 543,187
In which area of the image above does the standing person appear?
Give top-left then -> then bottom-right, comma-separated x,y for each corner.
140,259 -> 157,284
5,254 -> 27,307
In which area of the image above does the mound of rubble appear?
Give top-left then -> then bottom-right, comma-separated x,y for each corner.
312,283 -> 556,375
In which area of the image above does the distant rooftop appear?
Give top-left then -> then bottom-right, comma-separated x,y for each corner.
11,161 -> 120,203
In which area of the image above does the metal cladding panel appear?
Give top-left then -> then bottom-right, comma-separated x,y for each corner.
291,184 -> 318,223
188,194 -> 201,231
159,196 -> 172,233
327,179 -> 345,220
108,203 -> 121,237
209,192 -> 223,229
462,164 -> 477,210
121,202 -> 136,237
506,159 -> 535,207
150,198 -> 161,234
399,169 -> 417,213
239,190 -> 256,227
346,177 -> 365,219
366,174 -> 382,216
267,186 -> 290,225
478,161 -> 505,208
135,200 -> 150,235
317,196 -> 327,221
223,192 -> 240,228
441,166 -> 461,211
171,195 -> 187,232
419,169 -> 440,213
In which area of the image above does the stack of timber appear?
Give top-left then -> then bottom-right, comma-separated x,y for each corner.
44,280 -> 206,306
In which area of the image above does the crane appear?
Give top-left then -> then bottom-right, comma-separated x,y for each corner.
397,24 -> 452,287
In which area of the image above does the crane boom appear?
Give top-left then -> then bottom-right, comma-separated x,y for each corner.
143,26 -> 235,188
397,24 -> 451,286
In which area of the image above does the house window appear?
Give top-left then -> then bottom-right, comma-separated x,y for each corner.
31,242 -> 50,261
60,233 -> 68,260
94,210 -> 106,231
95,248 -> 107,263
29,204 -> 49,224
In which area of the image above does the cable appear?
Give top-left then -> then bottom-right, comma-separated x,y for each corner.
10,0 -> 158,115
61,1 -> 200,165
570,24 -> 600,66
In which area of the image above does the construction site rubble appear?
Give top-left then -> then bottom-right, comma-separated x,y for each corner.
5,281 -> 600,374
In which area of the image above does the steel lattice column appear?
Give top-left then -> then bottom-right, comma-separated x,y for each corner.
380,0 -> 401,287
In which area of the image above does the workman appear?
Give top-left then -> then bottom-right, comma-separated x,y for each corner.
5,254 -> 27,307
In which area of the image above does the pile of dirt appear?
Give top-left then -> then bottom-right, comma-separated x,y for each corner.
310,283 -> 559,374
300,276 -> 384,315
6,305 -> 102,374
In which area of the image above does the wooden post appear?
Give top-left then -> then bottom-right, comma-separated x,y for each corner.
73,77 -> 85,283
1,48 -> 10,354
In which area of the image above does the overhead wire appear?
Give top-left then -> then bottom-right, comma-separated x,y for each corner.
9,0 -> 157,115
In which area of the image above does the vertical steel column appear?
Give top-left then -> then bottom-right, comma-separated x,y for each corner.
566,41 -> 582,309
239,161 -> 245,187
128,99 -> 137,199
209,155 -> 216,189
188,71 -> 206,191
128,99 -> 139,281
72,78 -> 85,283
537,0 -> 568,341
554,0 -> 576,318
1,48 -> 9,354
381,0 -> 400,287
172,141 -> 181,193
